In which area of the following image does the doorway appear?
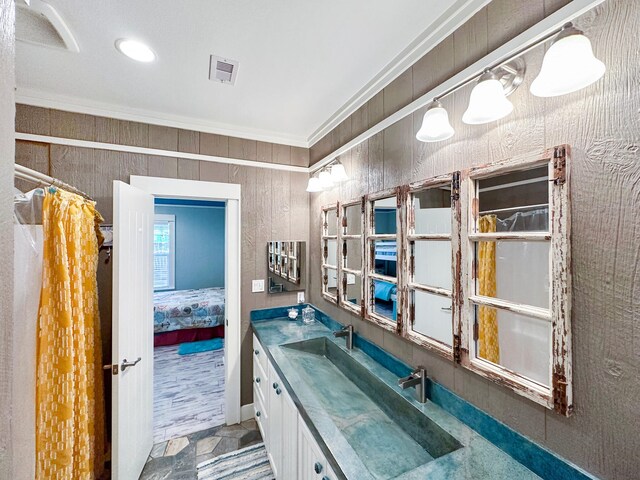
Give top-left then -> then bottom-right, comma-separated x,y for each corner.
152,198 -> 227,442
130,175 -> 242,427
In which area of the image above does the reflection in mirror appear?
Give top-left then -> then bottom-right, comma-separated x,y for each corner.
342,273 -> 362,307
326,239 -> 338,266
413,188 -> 451,235
344,204 -> 362,236
371,279 -> 397,322
374,240 -> 396,278
477,165 -> 549,233
412,290 -> 452,346
476,240 -> 549,308
267,241 -> 306,293
413,240 -> 451,289
344,239 -> 362,270
326,208 -> 338,236
373,197 -> 397,234
475,305 -> 550,386
325,267 -> 338,297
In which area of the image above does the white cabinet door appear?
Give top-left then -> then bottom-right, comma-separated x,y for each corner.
281,390 -> 299,479
268,362 -> 283,478
298,417 -> 337,480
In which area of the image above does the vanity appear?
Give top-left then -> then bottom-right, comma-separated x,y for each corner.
251,305 -> 597,480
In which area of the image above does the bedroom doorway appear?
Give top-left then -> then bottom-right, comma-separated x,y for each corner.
152,198 -> 227,442
128,176 -> 241,415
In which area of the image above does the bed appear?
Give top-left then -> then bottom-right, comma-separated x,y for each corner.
153,287 -> 225,346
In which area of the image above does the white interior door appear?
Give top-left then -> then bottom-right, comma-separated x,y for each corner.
112,180 -> 155,480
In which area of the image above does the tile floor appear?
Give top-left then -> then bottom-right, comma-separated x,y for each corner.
154,344 -> 226,443
140,420 -> 262,480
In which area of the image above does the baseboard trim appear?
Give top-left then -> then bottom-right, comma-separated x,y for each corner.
240,403 -> 254,422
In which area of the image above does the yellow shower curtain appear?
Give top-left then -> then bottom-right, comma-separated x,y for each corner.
36,189 -> 105,480
478,215 -> 500,364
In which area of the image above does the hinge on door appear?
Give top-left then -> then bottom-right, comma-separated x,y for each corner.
361,196 -> 366,214
453,334 -> 461,363
410,301 -> 415,326
451,171 -> 461,202
552,146 -> 567,185
473,320 -> 479,341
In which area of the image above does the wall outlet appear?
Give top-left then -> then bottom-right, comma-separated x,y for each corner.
297,291 -> 305,303
252,279 -> 265,293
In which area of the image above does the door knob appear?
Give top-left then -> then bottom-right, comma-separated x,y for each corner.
121,357 -> 141,372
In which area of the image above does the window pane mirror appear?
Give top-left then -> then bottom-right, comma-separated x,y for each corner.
461,144 -> 575,416
339,200 -> 364,315
322,206 -> 339,303
365,193 -> 399,329
267,241 -> 306,293
406,178 -> 456,354
470,163 -> 552,386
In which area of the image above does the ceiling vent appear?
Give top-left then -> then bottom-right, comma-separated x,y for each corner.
16,0 -> 79,52
209,55 -> 239,85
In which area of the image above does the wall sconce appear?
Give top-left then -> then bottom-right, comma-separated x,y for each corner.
306,159 -> 349,193
330,161 -> 349,183
306,176 -> 323,192
318,169 -> 334,190
531,23 -> 605,97
462,70 -> 515,125
416,100 -> 455,142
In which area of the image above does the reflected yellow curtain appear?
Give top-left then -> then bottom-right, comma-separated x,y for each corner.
478,215 -> 500,364
36,189 -> 105,480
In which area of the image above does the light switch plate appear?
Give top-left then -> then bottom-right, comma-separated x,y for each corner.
252,279 -> 264,293
297,291 -> 305,303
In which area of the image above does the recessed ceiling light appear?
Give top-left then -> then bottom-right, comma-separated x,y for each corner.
115,38 -> 156,62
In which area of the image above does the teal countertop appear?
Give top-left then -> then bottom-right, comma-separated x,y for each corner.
252,316 -> 542,480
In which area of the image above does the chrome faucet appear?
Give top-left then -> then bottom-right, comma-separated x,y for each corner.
333,324 -> 354,350
398,366 -> 427,403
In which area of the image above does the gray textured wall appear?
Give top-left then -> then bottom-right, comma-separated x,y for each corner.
0,0 -> 14,477
308,1 -> 640,479
14,106 -> 310,407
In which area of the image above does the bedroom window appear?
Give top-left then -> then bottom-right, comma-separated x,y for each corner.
364,189 -> 402,333
404,174 -> 459,358
321,205 -> 339,304
154,214 -> 175,291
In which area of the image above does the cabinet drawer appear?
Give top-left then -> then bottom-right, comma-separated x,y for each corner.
253,356 -> 268,406
253,385 -> 269,440
252,334 -> 268,374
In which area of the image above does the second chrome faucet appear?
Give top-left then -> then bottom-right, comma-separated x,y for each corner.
333,324 -> 354,350
398,366 -> 427,403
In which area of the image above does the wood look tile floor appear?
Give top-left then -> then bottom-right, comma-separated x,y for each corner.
154,344 -> 225,443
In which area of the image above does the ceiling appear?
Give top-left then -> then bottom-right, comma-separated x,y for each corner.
16,0 -> 487,147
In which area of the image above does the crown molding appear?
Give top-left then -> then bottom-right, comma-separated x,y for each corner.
305,0 -> 491,147
15,132 -> 310,173
15,87 -> 310,148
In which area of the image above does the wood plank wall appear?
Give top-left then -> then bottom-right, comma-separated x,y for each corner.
0,0 -> 15,478
14,105 -> 310,407
308,0 -> 640,478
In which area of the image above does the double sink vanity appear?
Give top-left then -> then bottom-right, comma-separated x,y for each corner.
251,305 -> 596,480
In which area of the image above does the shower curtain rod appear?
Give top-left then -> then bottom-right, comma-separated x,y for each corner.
480,202 -> 548,215
15,164 -> 94,201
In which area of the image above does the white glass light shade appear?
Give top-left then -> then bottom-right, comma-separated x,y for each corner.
531,29 -> 605,97
330,163 -> 349,183
115,39 -> 156,62
462,73 -> 513,125
416,101 -> 455,142
318,170 -> 334,190
306,177 -> 323,193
